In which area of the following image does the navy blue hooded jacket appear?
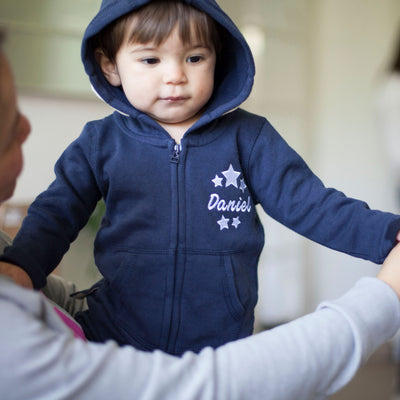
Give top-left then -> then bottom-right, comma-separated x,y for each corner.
2,0 -> 400,355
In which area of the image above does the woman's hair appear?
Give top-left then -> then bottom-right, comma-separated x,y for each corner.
92,0 -> 221,63
391,29 -> 400,73
388,25 -> 400,74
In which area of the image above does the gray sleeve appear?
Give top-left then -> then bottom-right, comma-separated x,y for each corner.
214,277 -> 400,399
0,277 -> 398,400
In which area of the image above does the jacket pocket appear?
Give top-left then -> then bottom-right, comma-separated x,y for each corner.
104,251 -> 173,350
222,255 -> 246,320
175,252 -> 256,354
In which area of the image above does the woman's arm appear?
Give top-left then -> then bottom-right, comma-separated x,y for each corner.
0,272 -> 398,399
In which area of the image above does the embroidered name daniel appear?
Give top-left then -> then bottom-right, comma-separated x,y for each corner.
208,194 -> 252,213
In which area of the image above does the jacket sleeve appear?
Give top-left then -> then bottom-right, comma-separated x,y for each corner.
0,277 -> 398,399
0,125 -> 102,289
246,119 -> 400,263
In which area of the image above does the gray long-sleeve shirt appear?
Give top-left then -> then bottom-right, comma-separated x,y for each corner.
0,275 -> 399,400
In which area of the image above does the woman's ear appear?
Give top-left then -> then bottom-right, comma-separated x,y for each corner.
95,49 -> 121,87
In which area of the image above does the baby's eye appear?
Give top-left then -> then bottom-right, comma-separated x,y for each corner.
187,55 -> 203,63
142,57 -> 159,65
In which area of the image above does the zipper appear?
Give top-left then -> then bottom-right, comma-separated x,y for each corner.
166,141 -> 183,353
170,143 -> 182,163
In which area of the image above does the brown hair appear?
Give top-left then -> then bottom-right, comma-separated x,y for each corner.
92,0 -> 221,63
391,27 -> 400,73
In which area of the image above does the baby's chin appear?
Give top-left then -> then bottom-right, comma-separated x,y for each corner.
154,111 -> 204,128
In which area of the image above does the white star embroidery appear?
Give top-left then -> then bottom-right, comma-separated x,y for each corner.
217,215 -> 230,230
239,179 -> 247,193
212,174 -> 223,187
222,164 -> 241,188
232,217 -> 241,229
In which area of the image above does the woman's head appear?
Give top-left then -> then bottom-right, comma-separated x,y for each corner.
0,29 -> 31,202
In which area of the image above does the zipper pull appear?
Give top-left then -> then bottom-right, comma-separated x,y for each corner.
171,143 -> 182,163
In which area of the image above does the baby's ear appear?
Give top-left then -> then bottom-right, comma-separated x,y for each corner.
95,49 -> 121,87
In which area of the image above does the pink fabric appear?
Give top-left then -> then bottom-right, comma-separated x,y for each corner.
53,307 -> 87,341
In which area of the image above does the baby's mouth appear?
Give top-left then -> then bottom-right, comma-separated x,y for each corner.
162,96 -> 188,102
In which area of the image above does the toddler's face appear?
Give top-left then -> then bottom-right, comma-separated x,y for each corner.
106,25 -> 216,135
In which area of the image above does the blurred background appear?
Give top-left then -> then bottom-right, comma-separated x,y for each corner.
0,1 -> 400,395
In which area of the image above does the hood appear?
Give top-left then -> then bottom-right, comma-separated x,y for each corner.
81,0 -> 255,124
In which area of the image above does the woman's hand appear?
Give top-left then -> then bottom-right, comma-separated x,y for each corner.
0,261 -> 33,289
377,242 -> 400,300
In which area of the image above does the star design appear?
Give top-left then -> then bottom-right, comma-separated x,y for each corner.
232,217 -> 241,229
239,179 -> 247,193
217,215 -> 230,230
212,174 -> 223,188
222,164 -> 241,188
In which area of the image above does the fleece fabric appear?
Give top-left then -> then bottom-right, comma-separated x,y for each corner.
2,0 -> 400,355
